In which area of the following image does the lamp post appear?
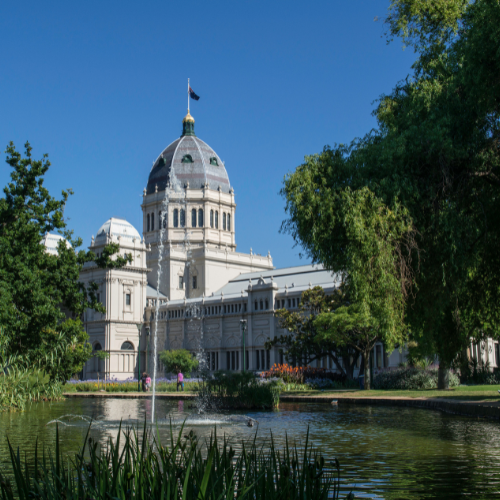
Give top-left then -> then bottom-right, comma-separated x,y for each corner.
137,323 -> 143,391
240,320 -> 247,372
146,326 -> 150,373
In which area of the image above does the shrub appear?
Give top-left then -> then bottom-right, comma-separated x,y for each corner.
0,363 -> 62,411
305,378 -> 359,390
261,364 -> 347,385
159,349 -> 199,376
373,367 -> 460,390
459,359 -> 500,385
0,424 -> 344,500
201,371 -> 280,409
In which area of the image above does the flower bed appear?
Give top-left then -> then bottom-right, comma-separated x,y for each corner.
64,377 -> 202,393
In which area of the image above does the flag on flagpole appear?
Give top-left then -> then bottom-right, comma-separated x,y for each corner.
188,86 -> 200,101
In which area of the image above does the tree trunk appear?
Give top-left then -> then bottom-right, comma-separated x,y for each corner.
438,363 -> 450,390
364,351 -> 371,390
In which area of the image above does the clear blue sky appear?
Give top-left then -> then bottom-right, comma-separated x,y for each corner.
0,0 -> 415,269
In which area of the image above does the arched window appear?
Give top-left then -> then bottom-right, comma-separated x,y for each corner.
215,211 -> 219,229
227,214 -> 231,231
93,342 -> 102,351
180,209 -> 186,227
223,213 -> 226,230
210,157 -> 218,166
173,209 -> 179,228
198,209 -> 203,227
151,213 -> 155,231
265,299 -> 269,309
147,214 -> 150,232
121,341 -> 134,350
255,301 -> 258,311
191,209 -> 197,227
181,154 -> 193,163
210,210 -> 214,228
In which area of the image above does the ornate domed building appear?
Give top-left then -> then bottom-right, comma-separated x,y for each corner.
80,112 -> 409,381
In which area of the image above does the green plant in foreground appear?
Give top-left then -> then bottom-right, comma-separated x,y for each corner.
0,360 -> 63,412
0,422 -> 350,499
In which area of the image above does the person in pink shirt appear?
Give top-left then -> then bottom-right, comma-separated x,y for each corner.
177,371 -> 184,392
145,374 -> 151,392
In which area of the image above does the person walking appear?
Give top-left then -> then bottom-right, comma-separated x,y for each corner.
141,372 -> 147,392
177,371 -> 184,392
145,373 -> 152,392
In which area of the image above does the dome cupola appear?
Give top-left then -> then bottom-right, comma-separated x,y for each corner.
182,109 -> 195,137
146,112 -> 231,195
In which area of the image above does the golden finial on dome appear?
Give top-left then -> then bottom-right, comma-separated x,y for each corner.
183,109 -> 195,123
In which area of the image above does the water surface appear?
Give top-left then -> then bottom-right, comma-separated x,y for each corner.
1,398 -> 499,499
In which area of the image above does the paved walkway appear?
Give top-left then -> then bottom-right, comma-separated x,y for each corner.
64,392 -> 500,420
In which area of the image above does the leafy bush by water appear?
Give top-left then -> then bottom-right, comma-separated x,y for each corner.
0,423 -> 349,499
201,371 -> 280,409
373,367 -> 460,390
0,362 -> 62,411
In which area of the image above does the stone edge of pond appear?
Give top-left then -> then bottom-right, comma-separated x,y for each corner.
63,392 -> 500,420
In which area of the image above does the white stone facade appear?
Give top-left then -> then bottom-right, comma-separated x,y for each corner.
64,114 -> 499,381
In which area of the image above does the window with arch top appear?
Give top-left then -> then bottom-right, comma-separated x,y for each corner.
147,214 -> 150,232
93,342 -> 102,351
121,341 -> 134,350
215,211 -> 219,229
173,209 -> 179,228
180,208 -> 186,227
227,213 -> 231,231
223,213 -> 226,230
181,154 -> 193,163
151,213 -> 155,231
210,157 -> 218,166
198,209 -> 204,227
210,210 -> 214,228
191,209 -> 197,227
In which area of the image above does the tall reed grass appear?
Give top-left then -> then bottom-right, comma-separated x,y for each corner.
0,361 -> 62,412
0,422 -> 352,499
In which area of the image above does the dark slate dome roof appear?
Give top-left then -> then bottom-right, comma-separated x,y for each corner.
146,115 -> 231,195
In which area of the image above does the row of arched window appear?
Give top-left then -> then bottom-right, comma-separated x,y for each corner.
209,210 -> 231,231
146,208 -> 232,231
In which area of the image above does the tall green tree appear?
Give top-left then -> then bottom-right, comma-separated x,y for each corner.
0,142 -> 131,382
281,0 -> 500,388
159,349 -> 199,376
265,286 -> 360,379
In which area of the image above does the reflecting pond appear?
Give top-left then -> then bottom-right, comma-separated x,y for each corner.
1,398 -> 500,499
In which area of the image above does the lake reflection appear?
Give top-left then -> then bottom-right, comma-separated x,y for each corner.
2,398 -> 500,499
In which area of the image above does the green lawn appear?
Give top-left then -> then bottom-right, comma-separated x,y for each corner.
282,385 -> 500,401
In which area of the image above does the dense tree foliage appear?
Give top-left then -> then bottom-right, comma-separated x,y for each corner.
0,142 -> 131,383
265,287 -> 360,379
281,0 -> 500,388
160,349 -> 199,376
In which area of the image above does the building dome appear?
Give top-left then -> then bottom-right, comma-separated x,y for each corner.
146,112 -> 231,195
95,217 -> 141,243
42,233 -> 71,255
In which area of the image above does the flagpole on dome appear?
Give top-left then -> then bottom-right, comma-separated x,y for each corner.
187,78 -> 190,113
